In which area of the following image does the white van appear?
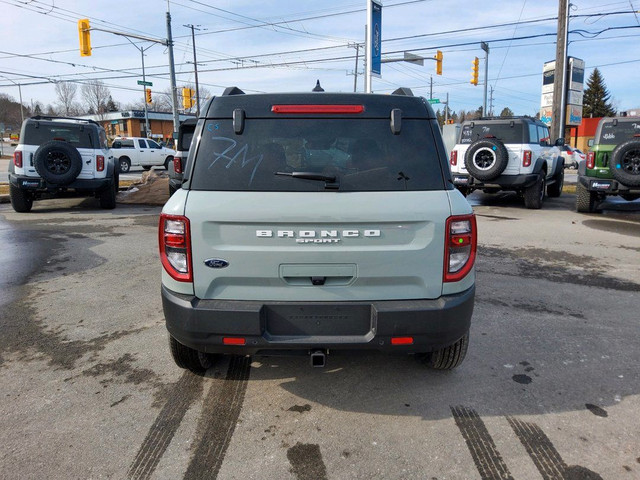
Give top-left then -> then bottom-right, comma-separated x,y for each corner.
111,137 -> 175,173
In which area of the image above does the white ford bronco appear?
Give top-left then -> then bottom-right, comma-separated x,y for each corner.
449,117 -> 564,208
8,116 -> 118,212
159,86 -> 477,372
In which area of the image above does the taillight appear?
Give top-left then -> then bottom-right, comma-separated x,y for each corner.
174,155 -> 182,174
450,150 -> 458,166
13,151 -> 23,168
159,214 -> 192,282
523,150 -> 532,167
587,152 -> 595,169
96,155 -> 105,171
444,214 -> 477,283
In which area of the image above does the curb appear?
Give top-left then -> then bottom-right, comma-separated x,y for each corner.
0,194 -> 9,204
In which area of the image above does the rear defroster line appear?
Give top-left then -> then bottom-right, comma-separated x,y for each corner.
184,355 -> 252,480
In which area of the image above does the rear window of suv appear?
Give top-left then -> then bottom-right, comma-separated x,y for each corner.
460,122 -> 525,144
23,123 -> 95,149
597,120 -> 640,145
189,118 -> 445,192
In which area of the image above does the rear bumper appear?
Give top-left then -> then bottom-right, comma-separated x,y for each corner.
9,173 -> 113,192
452,173 -> 538,190
578,175 -> 640,195
162,284 -> 475,355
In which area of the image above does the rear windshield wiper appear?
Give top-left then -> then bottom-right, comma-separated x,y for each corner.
275,171 -> 336,182
275,171 -> 339,190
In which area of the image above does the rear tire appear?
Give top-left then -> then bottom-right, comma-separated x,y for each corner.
164,156 -> 173,170
168,335 -> 219,373
421,332 -> 469,370
575,183 -> 600,213
9,184 -> 33,213
523,173 -> 545,209
99,172 -> 118,209
547,168 -> 564,198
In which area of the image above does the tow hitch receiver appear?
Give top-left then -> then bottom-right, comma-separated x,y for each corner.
310,349 -> 327,368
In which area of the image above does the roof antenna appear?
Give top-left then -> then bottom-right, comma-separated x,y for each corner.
312,80 -> 324,92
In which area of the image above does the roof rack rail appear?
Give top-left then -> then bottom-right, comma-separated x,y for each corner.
391,87 -> 414,97
31,115 -> 100,126
477,115 -> 534,121
222,87 -> 245,96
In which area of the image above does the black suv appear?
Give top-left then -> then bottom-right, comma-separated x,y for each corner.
8,116 -> 117,212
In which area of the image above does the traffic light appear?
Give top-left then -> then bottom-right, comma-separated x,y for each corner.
471,57 -> 479,86
435,50 -> 443,76
78,18 -> 91,57
145,88 -> 152,104
182,88 -> 194,109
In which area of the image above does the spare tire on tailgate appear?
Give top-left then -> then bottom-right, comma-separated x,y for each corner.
610,140 -> 640,187
34,140 -> 83,185
464,138 -> 509,181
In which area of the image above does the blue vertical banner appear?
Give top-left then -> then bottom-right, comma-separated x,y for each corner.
370,0 -> 382,77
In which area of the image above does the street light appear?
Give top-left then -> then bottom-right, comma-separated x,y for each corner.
1,75 -> 24,124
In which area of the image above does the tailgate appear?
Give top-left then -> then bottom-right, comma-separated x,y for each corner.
186,191 -> 450,302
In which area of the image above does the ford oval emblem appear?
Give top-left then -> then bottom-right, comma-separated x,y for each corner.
204,258 -> 229,269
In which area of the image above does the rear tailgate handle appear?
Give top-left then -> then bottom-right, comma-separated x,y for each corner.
280,264 -> 356,286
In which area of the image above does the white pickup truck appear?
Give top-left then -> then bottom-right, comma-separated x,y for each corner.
111,137 -> 175,173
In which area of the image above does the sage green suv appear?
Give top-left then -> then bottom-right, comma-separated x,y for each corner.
576,117 -> 640,213
159,86 -> 477,372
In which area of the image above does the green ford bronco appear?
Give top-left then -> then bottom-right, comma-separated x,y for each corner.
576,116 -> 640,213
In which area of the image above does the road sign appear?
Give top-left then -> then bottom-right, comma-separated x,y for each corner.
137,80 -> 153,86
428,99 -> 440,104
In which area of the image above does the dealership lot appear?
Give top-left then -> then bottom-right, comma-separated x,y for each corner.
0,193 -> 638,479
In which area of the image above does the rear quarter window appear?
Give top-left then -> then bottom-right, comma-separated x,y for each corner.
189,118 -> 445,192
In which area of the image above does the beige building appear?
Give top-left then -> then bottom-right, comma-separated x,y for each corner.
82,111 -> 196,144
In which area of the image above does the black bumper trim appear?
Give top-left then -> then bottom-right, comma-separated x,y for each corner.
162,285 -> 475,355
577,175 -> 640,194
452,173 -> 539,190
9,173 -> 112,192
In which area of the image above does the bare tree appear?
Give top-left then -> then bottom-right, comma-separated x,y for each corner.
81,80 -> 112,118
55,81 -> 78,116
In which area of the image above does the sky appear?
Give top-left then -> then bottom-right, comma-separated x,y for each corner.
1,0 -> 639,117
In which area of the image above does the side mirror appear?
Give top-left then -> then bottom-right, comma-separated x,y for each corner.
588,139 -> 594,147
555,138 -> 565,146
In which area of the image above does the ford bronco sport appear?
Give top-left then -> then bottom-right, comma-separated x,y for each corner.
159,86 -> 477,372
449,117 -> 564,209
576,116 -> 640,213
8,116 -> 118,212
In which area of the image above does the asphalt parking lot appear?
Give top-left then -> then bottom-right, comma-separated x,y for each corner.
0,192 -> 639,479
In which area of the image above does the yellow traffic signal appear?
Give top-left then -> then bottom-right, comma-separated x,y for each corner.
471,57 -> 479,86
145,88 -> 152,104
78,19 -> 91,57
435,50 -> 443,76
182,88 -> 194,109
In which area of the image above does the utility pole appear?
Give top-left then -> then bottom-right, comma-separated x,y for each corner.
551,0 -> 569,141
353,43 -> 360,92
481,42 -> 489,116
430,76 -> 433,100
166,9 -> 180,136
185,24 -> 203,117
489,85 -> 494,116
445,92 -> 449,124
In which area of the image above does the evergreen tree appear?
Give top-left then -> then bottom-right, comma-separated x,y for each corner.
583,68 -> 616,117
500,107 -> 514,117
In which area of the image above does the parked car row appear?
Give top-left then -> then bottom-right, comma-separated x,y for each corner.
448,115 -> 639,213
